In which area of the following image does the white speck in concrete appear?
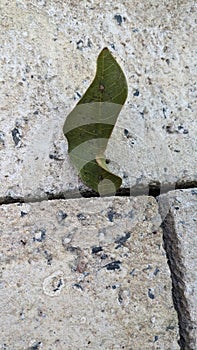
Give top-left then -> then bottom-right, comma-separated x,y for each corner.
43,270 -> 64,297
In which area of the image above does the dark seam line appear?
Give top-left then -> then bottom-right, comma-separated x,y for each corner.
0,181 -> 196,206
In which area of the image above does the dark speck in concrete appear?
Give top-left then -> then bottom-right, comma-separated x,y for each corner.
73,283 -> 83,291
57,210 -> 68,222
127,210 -> 133,219
76,39 -> 83,50
87,38 -> 92,47
107,207 -> 121,222
92,246 -> 103,254
143,265 -> 152,272
133,89 -> 140,97
130,268 -> 136,276
162,107 -> 167,118
107,208 -> 115,222
118,290 -> 123,304
76,91 -> 81,98
20,239 -> 27,246
178,125 -> 189,134
100,253 -> 108,260
25,65 -> 31,73
53,278 -> 63,292
28,342 -> 42,350
114,14 -> 126,25
20,211 -> 28,217
104,261 -> 121,271
0,131 -> 5,146
124,128 -> 130,138
191,189 -> 197,195
44,250 -> 53,265
148,288 -> 155,299
123,129 -> 134,140
166,324 -> 175,331
153,267 -> 160,276
123,171 -> 129,179
77,213 -> 86,221
114,14 -> 122,25
183,129 -> 189,134
11,128 -> 21,146
115,232 -> 131,248
165,125 -> 175,134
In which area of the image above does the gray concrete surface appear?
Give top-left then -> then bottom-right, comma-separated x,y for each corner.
0,1 -> 196,349
0,196 -> 179,349
158,189 -> 197,350
0,0 -> 196,202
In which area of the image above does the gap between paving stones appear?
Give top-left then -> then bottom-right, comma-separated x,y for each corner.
161,213 -> 192,350
0,181 -> 197,206
158,189 -> 197,350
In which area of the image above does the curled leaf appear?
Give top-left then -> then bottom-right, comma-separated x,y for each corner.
63,48 -> 128,195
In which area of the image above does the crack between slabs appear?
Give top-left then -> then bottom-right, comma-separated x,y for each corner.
159,210 -> 195,350
0,181 -> 196,206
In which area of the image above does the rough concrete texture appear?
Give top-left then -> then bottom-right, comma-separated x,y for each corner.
0,196 -> 179,349
0,0 -> 197,202
158,189 -> 197,350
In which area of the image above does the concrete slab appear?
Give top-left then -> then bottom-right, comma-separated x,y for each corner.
0,1 -> 196,202
0,196 -> 179,349
158,189 -> 197,350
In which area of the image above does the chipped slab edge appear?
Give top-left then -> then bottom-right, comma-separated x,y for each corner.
158,188 -> 197,350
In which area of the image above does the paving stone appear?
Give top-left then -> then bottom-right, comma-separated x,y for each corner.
0,196 -> 179,349
158,189 -> 197,350
0,1 -> 196,202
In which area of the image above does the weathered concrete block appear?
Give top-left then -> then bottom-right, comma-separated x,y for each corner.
0,196 -> 179,349
0,1 -> 196,202
158,189 -> 197,350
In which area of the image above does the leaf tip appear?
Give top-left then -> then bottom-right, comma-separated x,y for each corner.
100,47 -> 110,55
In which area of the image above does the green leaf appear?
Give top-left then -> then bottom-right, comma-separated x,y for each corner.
63,47 -> 128,195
